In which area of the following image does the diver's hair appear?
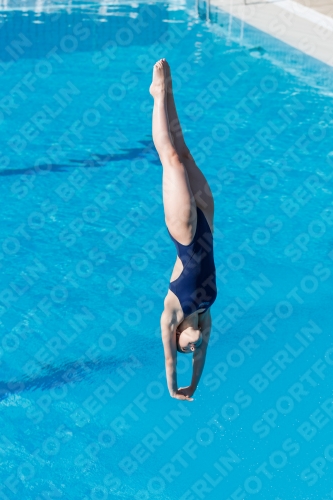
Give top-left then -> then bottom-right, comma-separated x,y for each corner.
176,340 -> 185,353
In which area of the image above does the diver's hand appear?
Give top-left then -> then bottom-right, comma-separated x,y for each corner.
177,386 -> 195,399
170,389 -> 194,401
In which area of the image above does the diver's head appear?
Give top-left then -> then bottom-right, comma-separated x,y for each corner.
176,311 -> 203,353
176,326 -> 202,353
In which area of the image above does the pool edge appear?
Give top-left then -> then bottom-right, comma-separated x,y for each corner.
209,0 -> 333,68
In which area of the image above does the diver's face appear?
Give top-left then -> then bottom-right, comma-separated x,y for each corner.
177,327 -> 202,353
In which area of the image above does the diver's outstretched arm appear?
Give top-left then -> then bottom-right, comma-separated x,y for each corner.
161,312 -> 194,401
191,311 -> 212,392
160,314 -> 178,396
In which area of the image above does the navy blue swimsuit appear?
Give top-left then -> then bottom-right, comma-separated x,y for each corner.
167,206 -> 217,318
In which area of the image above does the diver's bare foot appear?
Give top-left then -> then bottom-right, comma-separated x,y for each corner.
149,59 -> 167,98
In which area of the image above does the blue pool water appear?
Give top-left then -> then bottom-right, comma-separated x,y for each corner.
1,1 -> 333,498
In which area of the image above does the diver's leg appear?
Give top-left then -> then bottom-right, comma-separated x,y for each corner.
150,59 -> 196,245
164,61 -> 189,156
164,61 -> 214,218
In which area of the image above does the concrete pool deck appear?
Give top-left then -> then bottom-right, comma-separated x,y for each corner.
210,0 -> 333,67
